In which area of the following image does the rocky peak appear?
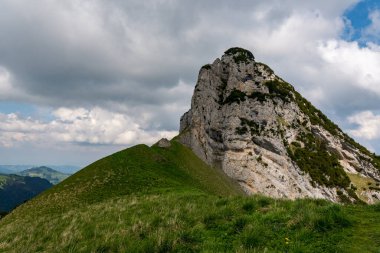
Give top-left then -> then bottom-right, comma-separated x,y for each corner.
156,138 -> 171,148
179,47 -> 380,204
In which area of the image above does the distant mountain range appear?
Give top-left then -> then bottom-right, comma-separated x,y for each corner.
17,166 -> 70,185
0,174 -> 52,212
0,165 -> 80,174
0,165 -> 30,174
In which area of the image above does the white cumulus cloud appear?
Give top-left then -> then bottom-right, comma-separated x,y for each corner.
362,9 -> 380,42
318,40 -> 380,95
348,111 -> 380,140
0,107 -> 178,147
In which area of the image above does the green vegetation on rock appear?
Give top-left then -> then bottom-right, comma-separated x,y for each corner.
223,89 -> 273,105
223,89 -> 247,105
249,91 -> 269,103
240,117 -> 263,136
265,80 -> 294,103
342,134 -> 380,172
293,91 -> 341,136
223,80 -> 295,106
201,64 -> 211,70
256,62 -> 274,75
224,47 -> 255,63
261,79 -> 341,136
262,79 -> 380,178
288,133 -> 351,191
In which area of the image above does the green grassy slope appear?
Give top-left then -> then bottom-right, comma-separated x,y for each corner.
0,141 -> 379,252
0,141 -> 242,217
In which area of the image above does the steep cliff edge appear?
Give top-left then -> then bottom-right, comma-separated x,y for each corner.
179,47 -> 380,204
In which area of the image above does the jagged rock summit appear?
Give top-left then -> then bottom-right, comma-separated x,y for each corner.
179,47 -> 380,204
156,138 -> 171,148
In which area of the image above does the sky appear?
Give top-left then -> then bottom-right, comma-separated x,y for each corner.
0,0 -> 380,168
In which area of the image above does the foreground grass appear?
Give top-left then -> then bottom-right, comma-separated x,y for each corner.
1,192 -> 380,252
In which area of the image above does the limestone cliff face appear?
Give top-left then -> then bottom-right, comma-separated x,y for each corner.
179,47 -> 380,204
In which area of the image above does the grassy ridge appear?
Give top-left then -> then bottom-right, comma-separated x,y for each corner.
0,141 -> 379,252
0,141 -> 242,215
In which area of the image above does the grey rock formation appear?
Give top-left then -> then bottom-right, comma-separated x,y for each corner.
156,138 -> 171,148
179,47 -> 380,204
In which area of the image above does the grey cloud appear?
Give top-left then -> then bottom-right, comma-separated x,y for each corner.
0,0 -> 358,108
3,0 -> 380,161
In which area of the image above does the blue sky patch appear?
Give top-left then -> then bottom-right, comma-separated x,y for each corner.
0,101 -> 36,116
0,102 -> 55,122
343,0 -> 380,45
